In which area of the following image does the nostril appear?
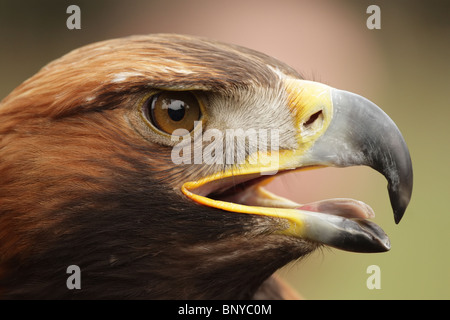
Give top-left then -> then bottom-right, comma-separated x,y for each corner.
304,110 -> 323,127
301,110 -> 324,138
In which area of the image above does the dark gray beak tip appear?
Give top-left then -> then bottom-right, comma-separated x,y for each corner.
355,219 -> 391,253
392,198 -> 407,224
388,152 -> 413,225
330,218 -> 391,253
394,208 -> 404,225
390,178 -> 413,225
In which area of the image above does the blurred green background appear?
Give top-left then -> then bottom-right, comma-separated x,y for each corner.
1,0 -> 448,299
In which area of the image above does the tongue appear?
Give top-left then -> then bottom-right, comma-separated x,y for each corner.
298,198 -> 375,219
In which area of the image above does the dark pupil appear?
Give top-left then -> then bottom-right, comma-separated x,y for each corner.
167,100 -> 186,122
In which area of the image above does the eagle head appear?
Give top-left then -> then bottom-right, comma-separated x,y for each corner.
0,34 -> 412,299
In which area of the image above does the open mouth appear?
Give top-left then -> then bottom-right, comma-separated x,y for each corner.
182,81 -> 413,254
182,168 -> 392,253
207,170 -> 375,220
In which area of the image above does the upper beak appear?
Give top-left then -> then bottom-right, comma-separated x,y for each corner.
182,79 -> 413,253
303,87 -> 413,224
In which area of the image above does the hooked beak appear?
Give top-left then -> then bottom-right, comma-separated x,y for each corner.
304,88 -> 413,224
182,80 -> 413,253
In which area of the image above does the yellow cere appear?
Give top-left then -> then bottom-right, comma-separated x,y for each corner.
284,79 -> 333,145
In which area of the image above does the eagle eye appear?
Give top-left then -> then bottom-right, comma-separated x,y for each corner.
143,91 -> 201,135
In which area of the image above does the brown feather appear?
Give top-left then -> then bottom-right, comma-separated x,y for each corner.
0,34 -> 311,299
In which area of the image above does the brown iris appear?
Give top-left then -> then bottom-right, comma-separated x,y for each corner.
145,91 -> 201,135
